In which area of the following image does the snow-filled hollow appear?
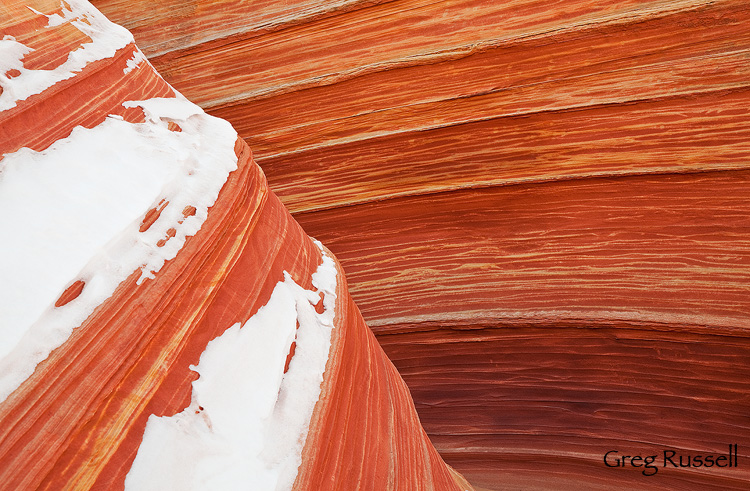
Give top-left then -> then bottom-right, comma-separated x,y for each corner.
0,96 -> 238,402
125,243 -> 338,491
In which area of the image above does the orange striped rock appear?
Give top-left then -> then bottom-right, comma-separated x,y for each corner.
91,0 -> 750,488
0,2 -> 469,489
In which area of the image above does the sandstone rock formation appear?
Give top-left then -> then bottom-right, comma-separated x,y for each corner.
89,0 -> 750,489
0,2 -> 471,489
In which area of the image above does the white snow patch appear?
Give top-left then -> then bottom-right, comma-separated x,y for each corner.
0,96 -> 238,401
0,0 -> 133,111
125,244 -> 338,491
123,48 -> 148,74
0,35 -> 33,79
29,1 -> 75,28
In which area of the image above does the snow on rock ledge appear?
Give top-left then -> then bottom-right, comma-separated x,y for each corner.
0,96 -> 237,401
126,248 -> 337,491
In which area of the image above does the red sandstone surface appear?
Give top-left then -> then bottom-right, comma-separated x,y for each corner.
89,0 -> 750,489
0,2 -> 469,490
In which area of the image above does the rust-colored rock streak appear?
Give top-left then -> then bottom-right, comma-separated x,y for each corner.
296,172 -> 750,489
91,0 -> 750,488
297,254 -> 473,490
0,3 -> 468,490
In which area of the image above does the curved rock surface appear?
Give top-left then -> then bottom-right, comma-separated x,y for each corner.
0,2 -> 470,489
90,0 -> 750,489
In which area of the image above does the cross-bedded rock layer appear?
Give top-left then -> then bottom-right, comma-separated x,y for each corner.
90,0 -> 750,488
0,2 -> 470,489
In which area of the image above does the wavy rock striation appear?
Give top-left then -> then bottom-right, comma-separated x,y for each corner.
0,2 -> 470,489
91,0 -> 750,489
